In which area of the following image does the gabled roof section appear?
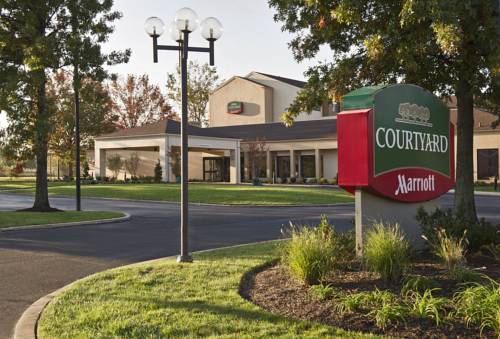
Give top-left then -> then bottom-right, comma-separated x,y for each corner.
250,72 -> 307,88
96,120 -> 168,139
211,75 -> 271,94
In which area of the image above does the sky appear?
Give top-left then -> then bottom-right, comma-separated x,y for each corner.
0,0 -> 331,129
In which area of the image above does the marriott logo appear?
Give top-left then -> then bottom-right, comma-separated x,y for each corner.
395,174 -> 436,196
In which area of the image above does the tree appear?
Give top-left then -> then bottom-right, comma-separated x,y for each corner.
244,137 -> 268,183
62,0 -> 130,210
47,70 -> 116,176
110,74 -> 175,129
154,160 -> 163,183
268,0 -> 500,222
166,61 -> 220,127
168,149 -> 181,181
107,154 -> 122,179
0,1 -> 67,211
124,152 -> 140,178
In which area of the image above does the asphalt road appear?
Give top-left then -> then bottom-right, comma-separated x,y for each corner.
0,192 -> 499,338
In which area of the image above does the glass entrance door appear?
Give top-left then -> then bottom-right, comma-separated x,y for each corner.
203,157 -> 230,182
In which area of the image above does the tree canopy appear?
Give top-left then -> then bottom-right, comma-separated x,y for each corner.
166,61 -> 220,127
269,0 -> 500,221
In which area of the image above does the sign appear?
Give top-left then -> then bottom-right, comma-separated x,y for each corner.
227,101 -> 244,114
338,84 -> 455,202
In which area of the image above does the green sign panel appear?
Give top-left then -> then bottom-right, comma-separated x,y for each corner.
227,101 -> 243,114
343,84 -> 451,177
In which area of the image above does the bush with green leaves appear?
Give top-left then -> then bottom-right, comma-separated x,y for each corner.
452,278 -> 500,336
417,207 -> 500,253
154,160 -> 162,183
283,215 -> 354,285
401,275 -> 439,295
106,154 -> 123,179
407,289 -> 449,325
364,222 -> 410,284
309,283 -> 334,301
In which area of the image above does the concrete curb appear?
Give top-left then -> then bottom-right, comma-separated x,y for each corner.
12,239 -> 283,339
0,192 -> 353,208
0,213 -> 130,233
448,189 -> 500,197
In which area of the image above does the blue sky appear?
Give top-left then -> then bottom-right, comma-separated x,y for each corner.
0,0 -> 331,128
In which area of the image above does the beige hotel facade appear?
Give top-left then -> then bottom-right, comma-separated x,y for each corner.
92,72 -> 500,184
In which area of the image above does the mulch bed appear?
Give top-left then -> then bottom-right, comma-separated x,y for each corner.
240,257 -> 499,338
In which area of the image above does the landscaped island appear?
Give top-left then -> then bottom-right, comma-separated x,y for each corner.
0,182 -> 353,206
0,211 -> 125,229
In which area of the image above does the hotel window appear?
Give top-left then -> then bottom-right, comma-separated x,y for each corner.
477,149 -> 499,179
277,156 -> 290,178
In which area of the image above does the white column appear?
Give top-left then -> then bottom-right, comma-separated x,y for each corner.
229,142 -> 241,184
243,151 -> 250,180
165,136 -> 173,182
159,138 -> 167,183
266,150 -> 272,180
290,149 -> 295,178
94,146 -> 106,179
315,149 -> 321,179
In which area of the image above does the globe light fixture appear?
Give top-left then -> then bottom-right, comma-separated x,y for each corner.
175,7 -> 198,32
168,21 -> 183,42
144,10 -> 222,263
201,17 -> 223,41
144,16 -> 165,37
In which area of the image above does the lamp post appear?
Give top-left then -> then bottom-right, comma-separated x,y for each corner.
145,8 -> 223,263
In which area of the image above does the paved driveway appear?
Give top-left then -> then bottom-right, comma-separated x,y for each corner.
0,193 -> 499,338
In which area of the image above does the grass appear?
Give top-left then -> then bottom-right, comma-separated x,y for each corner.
364,222 -> 410,284
283,215 -> 355,285
0,182 -> 354,205
452,278 -> 500,335
0,211 -> 124,229
37,241 -> 374,338
425,228 -> 467,272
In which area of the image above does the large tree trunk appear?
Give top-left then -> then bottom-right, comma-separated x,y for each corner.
32,72 -> 54,211
454,79 -> 477,222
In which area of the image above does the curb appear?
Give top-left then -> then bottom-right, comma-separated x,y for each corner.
448,189 -> 500,197
0,192 -> 353,208
12,239 -> 283,339
0,213 -> 130,233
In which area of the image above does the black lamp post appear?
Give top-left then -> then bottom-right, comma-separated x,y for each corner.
145,8 -> 223,263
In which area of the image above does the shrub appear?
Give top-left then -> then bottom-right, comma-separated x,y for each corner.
334,292 -> 373,314
289,177 -> 296,184
407,289 -> 448,325
364,222 -> 410,284
481,243 -> 500,262
309,284 -> 334,301
452,278 -> 500,336
252,177 -> 261,186
319,177 -> 328,185
416,207 -> 500,253
154,160 -> 162,183
307,178 -> 317,184
423,228 -> 467,272
283,215 -> 354,285
367,290 -> 407,329
82,161 -> 90,179
295,177 -> 304,184
401,275 -> 439,295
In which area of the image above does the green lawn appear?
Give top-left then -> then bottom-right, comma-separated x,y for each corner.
1,183 -> 354,205
38,241 -> 375,338
0,211 -> 124,229
474,184 -> 499,192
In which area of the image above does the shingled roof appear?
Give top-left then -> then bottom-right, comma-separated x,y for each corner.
96,118 -> 337,141
254,72 -> 307,88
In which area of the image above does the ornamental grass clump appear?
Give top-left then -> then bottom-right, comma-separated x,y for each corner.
283,215 -> 353,285
423,228 -> 467,273
452,278 -> 500,336
364,222 -> 410,285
